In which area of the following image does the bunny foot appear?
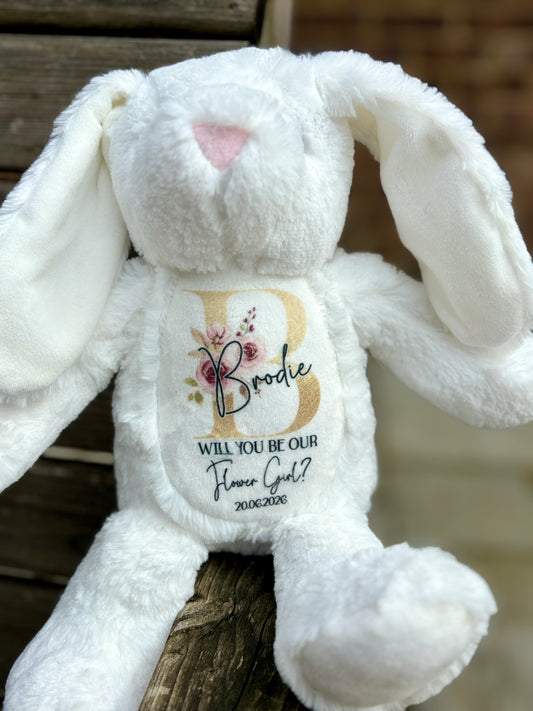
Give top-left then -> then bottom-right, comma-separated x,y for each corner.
275,543 -> 496,711
4,508 -> 208,711
4,640 -> 154,711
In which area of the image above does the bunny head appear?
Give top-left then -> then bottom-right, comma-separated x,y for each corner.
1,47 -> 532,396
104,48 -> 354,276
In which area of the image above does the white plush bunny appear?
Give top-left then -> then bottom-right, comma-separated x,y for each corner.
1,47 -> 533,711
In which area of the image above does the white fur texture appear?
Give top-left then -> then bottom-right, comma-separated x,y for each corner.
314,51 -> 533,348
5,507 -> 208,711
1,47 -> 533,711
0,70 -> 143,394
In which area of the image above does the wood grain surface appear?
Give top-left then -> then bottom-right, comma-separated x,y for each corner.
0,0 -> 263,37
0,34 -> 247,170
0,457 -> 116,582
54,385 -> 114,453
0,457 -> 116,691
139,554 -> 305,711
0,576 -> 65,694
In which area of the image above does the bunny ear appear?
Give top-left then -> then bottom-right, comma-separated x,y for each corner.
0,68 -> 144,396
313,51 -> 533,348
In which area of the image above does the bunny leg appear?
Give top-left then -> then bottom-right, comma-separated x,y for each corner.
4,507 -> 208,711
272,514 -> 496,711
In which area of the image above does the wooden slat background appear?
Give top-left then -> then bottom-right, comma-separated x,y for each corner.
0,0 -> 263,37
0,35 -> 246,170
0,459 -> 116,579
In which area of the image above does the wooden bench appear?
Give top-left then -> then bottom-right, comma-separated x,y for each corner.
0,2 -> 300,708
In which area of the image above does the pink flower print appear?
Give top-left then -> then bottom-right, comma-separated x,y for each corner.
237,335 -> 267,372
188,306 -> 265,410
236,307 -> 257,337
206,322 -> 232,348
196,351 -> 236,395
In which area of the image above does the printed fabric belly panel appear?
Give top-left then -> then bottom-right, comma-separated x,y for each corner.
157,272 -> 344,521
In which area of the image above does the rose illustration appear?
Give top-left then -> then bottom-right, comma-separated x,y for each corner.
187,306 -> 266,408
237,335 -> 267,372
196,351 -> 236,395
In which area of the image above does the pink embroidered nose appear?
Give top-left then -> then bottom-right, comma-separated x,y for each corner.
193,123 -> 249,170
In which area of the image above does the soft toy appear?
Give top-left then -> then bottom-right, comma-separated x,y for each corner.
1,46 -> 533,711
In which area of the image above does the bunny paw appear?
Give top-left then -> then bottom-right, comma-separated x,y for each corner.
276,544 -> 496,711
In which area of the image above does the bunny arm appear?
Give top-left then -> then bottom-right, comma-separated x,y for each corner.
0,258 -> 152,493
326,249 -> 533,429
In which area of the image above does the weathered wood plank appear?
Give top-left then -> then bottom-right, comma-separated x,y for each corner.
0,576 -> 64,696
54,383 -> 114,453
0,34 -> 247,170
0,458 -> 116,578
140,553 -> 304,711
0,0 -> 263,38
0,176 -> 17,204
0,459 -> 114,694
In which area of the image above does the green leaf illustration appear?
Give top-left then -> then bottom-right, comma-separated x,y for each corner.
194,391 -> 204,404
185,377 -> 198,387
188,393 -> 194,401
